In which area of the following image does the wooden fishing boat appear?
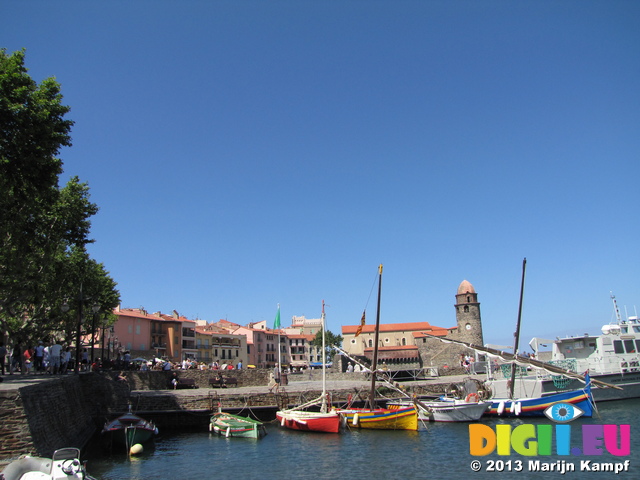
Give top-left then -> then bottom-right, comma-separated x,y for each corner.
387,398 -> 491,422
102,408 -> 158,448
276,409 -> 341,433
336,265 -> 419,431
277,301 -> 341,433
339,405 -> 419,430
485,378 -> 594,417
210,412 -> 267,439
0,447 -> 97,480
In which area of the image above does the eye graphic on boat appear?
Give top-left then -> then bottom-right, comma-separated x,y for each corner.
544,402 -> 584,423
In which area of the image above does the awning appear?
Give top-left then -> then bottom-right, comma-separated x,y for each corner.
364,349 -> 419,360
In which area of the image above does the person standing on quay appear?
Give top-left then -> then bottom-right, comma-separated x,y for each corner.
60,346 -> 71,374
49,338 -> 62,374
10,341 -> 22,374
34,341 -> 44,373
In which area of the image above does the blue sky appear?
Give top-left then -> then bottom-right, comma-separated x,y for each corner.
4,1 -> 639,349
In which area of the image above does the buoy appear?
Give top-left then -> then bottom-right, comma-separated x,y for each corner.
225,426 -> 231,438
129,444 -> 144,455
497,401 -> 505,415
515,402 -> 522,416
280,417 -> 285,427
353,413 -> 359,426
465,393 -> 479,403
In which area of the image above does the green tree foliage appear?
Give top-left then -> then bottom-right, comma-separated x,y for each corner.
311,329 -> 343,362
0,49 -> 119,342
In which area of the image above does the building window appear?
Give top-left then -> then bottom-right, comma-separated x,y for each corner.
402,338 -> 406,346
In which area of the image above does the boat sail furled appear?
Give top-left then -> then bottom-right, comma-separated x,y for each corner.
276,300 -> 341,433
337,265 -> 419,431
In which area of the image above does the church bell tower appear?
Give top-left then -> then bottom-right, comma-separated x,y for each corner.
455,280 -> 484,346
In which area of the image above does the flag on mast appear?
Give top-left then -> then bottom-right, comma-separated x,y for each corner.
274,304 -> 281,330
355,310 -> 366,337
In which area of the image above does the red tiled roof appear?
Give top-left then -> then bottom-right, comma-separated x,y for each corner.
113,308 -> 196,324
113,308 -> 163,321
342,321 -> 453,335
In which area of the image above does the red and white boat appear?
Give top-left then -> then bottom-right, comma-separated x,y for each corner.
276,301 -> 341,433
276,408 -> 341,433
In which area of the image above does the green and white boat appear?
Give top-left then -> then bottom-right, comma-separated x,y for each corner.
210,412 -> 267,439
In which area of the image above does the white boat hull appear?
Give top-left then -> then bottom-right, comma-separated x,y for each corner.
388,400 -> 490,422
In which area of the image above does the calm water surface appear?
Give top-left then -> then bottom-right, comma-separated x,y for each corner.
86,399 -> 639,479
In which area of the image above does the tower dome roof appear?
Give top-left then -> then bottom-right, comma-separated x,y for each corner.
457,280 -> 476,295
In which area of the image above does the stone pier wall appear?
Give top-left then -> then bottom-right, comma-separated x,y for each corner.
0,376 -> 97,461
0,369 -> 454,462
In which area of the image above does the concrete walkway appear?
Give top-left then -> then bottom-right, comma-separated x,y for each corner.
0,372 -> 484,395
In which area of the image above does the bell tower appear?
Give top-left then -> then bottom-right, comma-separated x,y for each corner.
455,280 -> 484,346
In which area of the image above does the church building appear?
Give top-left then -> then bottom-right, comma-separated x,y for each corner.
341,280 -> 484,370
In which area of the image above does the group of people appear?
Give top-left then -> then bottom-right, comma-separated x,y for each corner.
345,362 -> 367,373
461,354 -> 475,373
0,339 -> 75,376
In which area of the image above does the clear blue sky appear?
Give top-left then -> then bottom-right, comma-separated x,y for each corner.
4,1 -> 639,349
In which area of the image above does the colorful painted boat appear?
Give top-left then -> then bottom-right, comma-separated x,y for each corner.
338,405 -> 419,430
277,301 -> 341,434
102,410 -> 158,447
210,412 -> 267,439
335,266 -> 419,431
485,383 -> 594,417
276,410 -> 341,433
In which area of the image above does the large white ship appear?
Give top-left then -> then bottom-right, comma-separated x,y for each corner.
529,294 -> 640,401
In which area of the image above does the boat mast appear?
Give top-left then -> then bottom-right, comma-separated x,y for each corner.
369,264 -> 383,411
509,257 -> 527,400
321,299 -> 327,413
276,304 -> 281,383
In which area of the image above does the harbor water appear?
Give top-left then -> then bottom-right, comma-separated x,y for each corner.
86,399 -> 639,479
